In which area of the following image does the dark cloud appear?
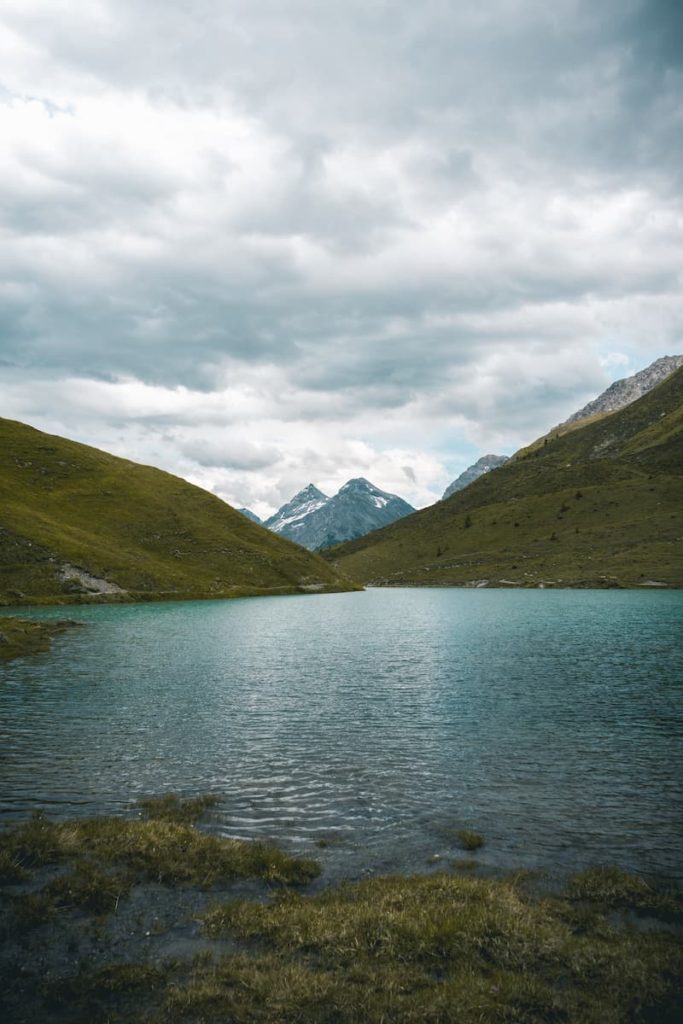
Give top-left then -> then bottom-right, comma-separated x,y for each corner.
0,0 -> 680,509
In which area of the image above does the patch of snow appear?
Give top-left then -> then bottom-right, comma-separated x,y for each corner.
270,499 -> 328,532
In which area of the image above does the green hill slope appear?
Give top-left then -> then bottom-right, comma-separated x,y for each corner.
325,368 -> 683,588
0,419 -> 357,605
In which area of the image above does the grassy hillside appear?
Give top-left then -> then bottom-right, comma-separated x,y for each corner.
0,419 -> 357,605
326,367 -> 683,588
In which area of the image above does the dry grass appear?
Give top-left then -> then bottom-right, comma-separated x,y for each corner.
456,828 -> 484,851
0,808 -> 320,893
567,865 -> 682,916
2,808 -> 680,1022
192,872 -> 683,1022
135,793 -> 221,824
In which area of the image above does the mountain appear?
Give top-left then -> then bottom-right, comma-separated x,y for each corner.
238,508 -> 262,524
443,455 -> 509,499
324,366 -> 683,588
264,484 -> 329,538
0,418 -> 357,605
560,355 -> 683,430
439,358 -> 682,503
265,478 -> 416,550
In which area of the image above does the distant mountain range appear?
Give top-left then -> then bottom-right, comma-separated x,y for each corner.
325,364 -> 683,589
3,354 -> 681,604
263,478 -> 416,550
0,418 -> 356,605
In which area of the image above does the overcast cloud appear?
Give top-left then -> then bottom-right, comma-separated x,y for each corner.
1,0 -> 681,515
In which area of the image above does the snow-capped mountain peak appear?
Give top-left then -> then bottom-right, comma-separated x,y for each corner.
264,478 -> 415,550
264,484 -> 328,535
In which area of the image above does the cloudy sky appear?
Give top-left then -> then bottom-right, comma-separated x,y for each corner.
1,0 -> 681,516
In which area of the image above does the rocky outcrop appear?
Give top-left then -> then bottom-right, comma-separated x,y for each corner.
58,564 -> 127,595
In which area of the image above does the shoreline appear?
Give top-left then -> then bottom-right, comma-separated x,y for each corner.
1,577 -> 681,613
1,801 -> 680,1023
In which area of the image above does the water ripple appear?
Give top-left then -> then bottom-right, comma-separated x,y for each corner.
1,589 -> 681,883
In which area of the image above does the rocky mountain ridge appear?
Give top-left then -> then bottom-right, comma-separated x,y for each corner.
440,356 -> 682,502
560,354 -> 683,428
442,455 -> 509,499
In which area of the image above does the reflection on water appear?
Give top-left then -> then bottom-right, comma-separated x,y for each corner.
1,589 -> 681,883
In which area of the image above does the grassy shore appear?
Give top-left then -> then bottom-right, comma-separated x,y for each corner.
0,616 -> 83,662
0,797 -> 680,1023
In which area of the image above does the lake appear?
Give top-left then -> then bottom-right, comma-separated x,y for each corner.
1,588 -> 681,885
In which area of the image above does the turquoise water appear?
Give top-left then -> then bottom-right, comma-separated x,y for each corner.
1,589 -> 681,883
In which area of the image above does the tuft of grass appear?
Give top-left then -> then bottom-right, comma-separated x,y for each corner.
9,865 -> 131,932
567,865 -> 682,917
44,862 -> 132,915
456,829 -> 485,851
49,961 -> 167,999
315,831 -> 346,849
136,793 -> 221,824
203,874 -> 554,969
198,872 -> 682,1023
451,857 -> 480,871
0,812 -> 66,872
160,953 -> 592,1024
0,847 -> 31,883
0,617 -> 82,661
43,961 -> 169,1023
0,811 -> 320,892
432,823 -> 485,851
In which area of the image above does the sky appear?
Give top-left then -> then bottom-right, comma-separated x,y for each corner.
1,0 -> 681,517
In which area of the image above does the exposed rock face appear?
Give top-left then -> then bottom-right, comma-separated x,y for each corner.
561,355 -> 683,427
59,564 -> 126,595
237,508 -> 262,524
442,455 -> 509,499
265,478 -> 415,550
